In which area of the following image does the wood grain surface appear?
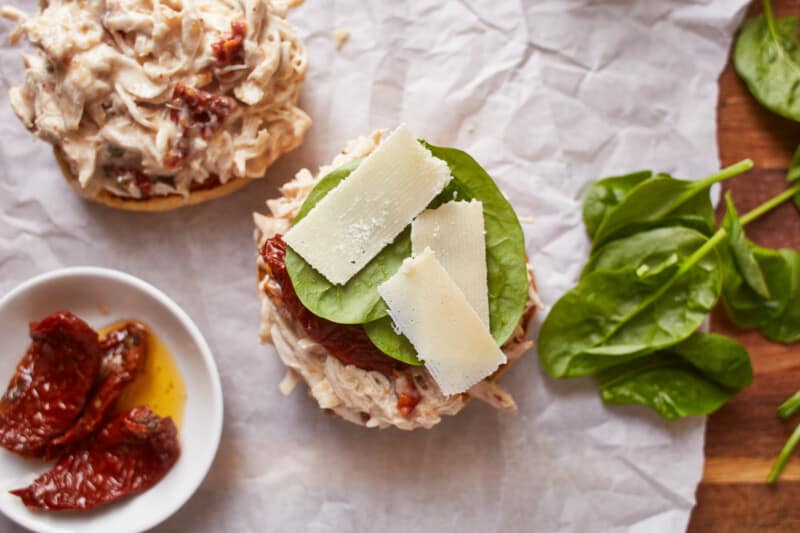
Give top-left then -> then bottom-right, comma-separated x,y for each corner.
687,1 -> 800,531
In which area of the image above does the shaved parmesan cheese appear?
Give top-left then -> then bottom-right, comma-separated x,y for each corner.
284,124 -> 451,285
411,200 -> 489,326
378,248 -> 506,395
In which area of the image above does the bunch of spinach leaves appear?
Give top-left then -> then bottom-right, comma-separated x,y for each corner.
729,0 -> 800,480
538,160 -> 778,419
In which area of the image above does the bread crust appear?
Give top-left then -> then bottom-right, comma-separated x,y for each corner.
55,148 -> 256,212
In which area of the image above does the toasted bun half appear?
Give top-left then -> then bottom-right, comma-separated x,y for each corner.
254,131 -> 541,430
55,149 -> 256,212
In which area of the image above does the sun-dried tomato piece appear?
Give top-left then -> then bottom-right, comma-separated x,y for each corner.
261,235 -> 408,375
212,20 -> 247,66
111,168 -> 154,197
394,372 -> 422,417
0,312 -> 102,458
170,83 -> 236,139
11,406 -> 180,511
166,83 -> 236,167
49,322 -> 148,452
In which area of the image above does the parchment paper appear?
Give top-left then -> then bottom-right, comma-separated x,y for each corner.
0,1 -> 750,531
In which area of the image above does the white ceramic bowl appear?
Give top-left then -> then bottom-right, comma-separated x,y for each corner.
0,267 -> 223,533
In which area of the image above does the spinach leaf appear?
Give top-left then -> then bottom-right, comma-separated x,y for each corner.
590,173 -> 716,248
582,171 -> 652,239
285,158 -> 410,324
597,332 -> 751,420
717,184 -> 800,340
424,142 -> 528,347
762,249 -> 800,343
667,332 -> 753,390
733,0 -> 800,122
362,317 -> 421,365
723,192 -> 771,299
538,227 -> 722,377
589,162 -> 752,248
584,226 -> 715,279
363,143 -> 529,359
720,240 -> 793,330
292,159 -> 363,221
598,357 -> 733,419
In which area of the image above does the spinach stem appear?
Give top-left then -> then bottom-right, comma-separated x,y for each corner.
767,422 -> 800,484
740,183 -> 800,225
697,159 -> 754,188
764,0 -> 779,44
669,160 -> 754,214
676,228 -> 729,276
778,391 -> 800,420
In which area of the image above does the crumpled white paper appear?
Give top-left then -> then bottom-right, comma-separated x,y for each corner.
0,1 -> 749,531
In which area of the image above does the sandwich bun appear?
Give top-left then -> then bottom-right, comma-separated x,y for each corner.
254,131 -> 540,430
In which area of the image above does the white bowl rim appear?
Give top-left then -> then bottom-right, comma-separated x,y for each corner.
0,266 -> 224,533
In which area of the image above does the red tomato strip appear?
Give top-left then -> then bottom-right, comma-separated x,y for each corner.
212,20 -> 247,66
11,406 -> 180,511
0,312 -> 102,458
50,322 -> 148,452
165,83 -> 237,168
261,235 -> 409,375
394,372 -> 422,417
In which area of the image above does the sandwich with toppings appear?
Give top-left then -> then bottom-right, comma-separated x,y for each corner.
254,125 -> 540,430
1,0 -> 310,211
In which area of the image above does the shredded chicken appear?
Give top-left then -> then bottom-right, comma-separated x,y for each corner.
332,27 -> 349,50
254,131 -> 540,430
2,0 -> 310,200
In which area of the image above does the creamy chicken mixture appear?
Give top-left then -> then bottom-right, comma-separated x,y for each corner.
2,0 -> 310,199
254,131 -> 540,430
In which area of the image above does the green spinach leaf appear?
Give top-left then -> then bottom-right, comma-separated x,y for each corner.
597,332 -> 751,420
582,171 -> 652,239
538,227 -> 722,377
363,143 -> 529,359
590,173 -> 716,248
284,157 -> 409,324
589,161 -> 752,248
582,170 -> 720,245
362,318 -> 421,365
762,249 -> 800,343
723,192 -> 771,299
424,142 -> 529,345
667,332 -> 753,390
584,226 -> 715,279
733,0 -> 800,122
720,241 -> 793,330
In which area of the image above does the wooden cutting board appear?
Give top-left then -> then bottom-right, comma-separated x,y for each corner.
687,1 -> 800,530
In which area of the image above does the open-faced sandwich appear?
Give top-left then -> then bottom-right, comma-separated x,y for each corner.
1,0 -> 309,211
254,125 -> 540,430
